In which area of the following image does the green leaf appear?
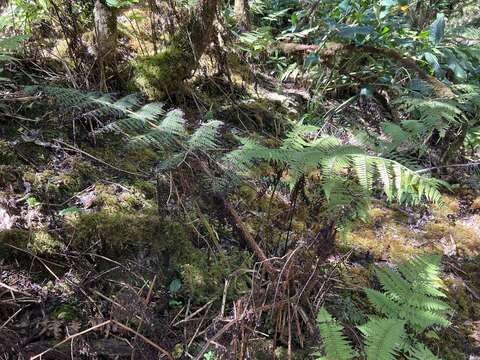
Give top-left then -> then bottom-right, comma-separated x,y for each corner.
423,52 -> 441,76
59,207 -> 82,216
429,13 -> 445,45
169,278 -> 182,295
26,196 -> 40,207
338,26 -> 375,39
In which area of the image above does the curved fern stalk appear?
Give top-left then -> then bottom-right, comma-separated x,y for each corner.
314,307 -> 355,360
358,318 -> 405,360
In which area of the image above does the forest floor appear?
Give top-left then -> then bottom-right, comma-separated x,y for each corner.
0,76 -> 480,359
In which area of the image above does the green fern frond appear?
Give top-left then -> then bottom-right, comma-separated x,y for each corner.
407,342 -> 442,360
224,126 -> 444,208
368,256 -> 450,332
364,288 -> 402,317
315,307 -> 355,360
188,120 -> 223,151
128,109 -> 186,150
358,318 -> 405,360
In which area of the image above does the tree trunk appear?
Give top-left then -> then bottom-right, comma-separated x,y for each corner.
234,0 -> 251,32
94,0 -> 118,91
134,0 -> 219,98
0,0 -> 8,12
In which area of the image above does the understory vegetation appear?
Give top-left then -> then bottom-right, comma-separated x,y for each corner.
0,0 -> 479,359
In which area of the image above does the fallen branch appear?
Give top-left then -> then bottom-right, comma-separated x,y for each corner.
222,198 -> 277,275
277,41 -> 454,98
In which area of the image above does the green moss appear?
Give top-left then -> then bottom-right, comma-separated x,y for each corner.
29,230 -> 63,255
67,210 -> 250,302
133,46 -> 189,98
23,159 -> 98,203
434,261 -> 480,359
91,183 -> 153,212
0,229 -> 30,260
0,228 -> 62,259
122,148 -> 158,173
0,165 -> 23,190
132,179 -> 156,200
53,304 -> 78,321
0,141 -> 18,165
69,211 -> 171,255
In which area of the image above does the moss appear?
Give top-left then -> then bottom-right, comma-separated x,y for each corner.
23,158 -> 97,203
29,230 -> 63,255
0,229 -> 30,260
0,141 -> 18,165
133,46 -> 189,98
440,263 -> 480,359
53,304 -> 78,321
68,211 -> 181,257
0,228 -> 63,260
66,210 -> 250,301
91,183 -> 153,212
424,220 -> 480,257
431,195 -> 460,219
122,147 -> 158,173
132,179 -> 157,200
0,165 -> 23,190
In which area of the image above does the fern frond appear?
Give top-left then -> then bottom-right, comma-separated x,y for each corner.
407,342 -> 442,360
369,256 -> 450,332
188,120 -> 223,151
358,318 -> 405,360
315,307 -> 355,360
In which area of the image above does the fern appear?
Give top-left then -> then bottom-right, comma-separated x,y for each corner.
223,124 -> 444,208
407,343 -> 442,360
367,255 -> 450,332
396,97 -> 463,138
358,318 -> 405,360
315,307 -> 355,360
25,86 -> 225,170
314,256 -> 450,360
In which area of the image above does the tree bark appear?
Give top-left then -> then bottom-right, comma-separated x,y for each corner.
234,0 -> 251,32
134,0 -> 220,97
94,0 -> 118,91
0,0 -> 7,12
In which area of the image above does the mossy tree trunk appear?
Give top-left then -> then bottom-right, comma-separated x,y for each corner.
234,0 -> 251,32
94,0 -> 118,91
134,0 -> 219,98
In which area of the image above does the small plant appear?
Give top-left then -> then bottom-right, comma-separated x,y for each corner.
314,255 -> 450,360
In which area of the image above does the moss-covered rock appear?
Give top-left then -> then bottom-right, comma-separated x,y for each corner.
0,228 -> 63,261
133,46 -> 190,98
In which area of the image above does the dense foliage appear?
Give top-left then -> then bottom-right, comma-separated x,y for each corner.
0,0 -> 479,359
